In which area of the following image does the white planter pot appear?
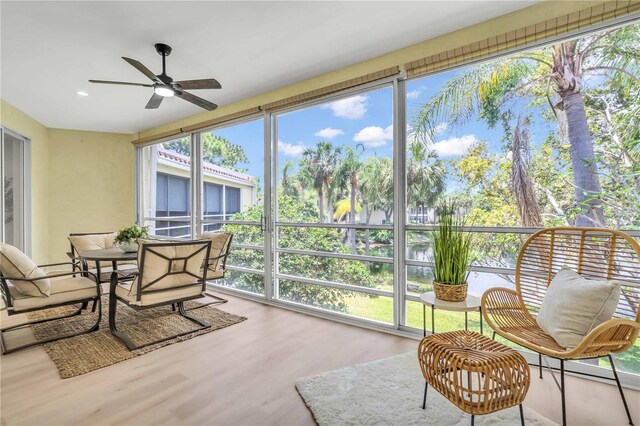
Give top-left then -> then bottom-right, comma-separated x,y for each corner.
119,241 -> 139,253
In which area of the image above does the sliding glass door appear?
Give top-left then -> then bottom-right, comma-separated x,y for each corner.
1,127 -> 30,254
271,85 -> 396,323
197,118 -> 267,295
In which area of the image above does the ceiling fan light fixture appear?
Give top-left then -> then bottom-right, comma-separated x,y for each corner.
154,85 -> 174,97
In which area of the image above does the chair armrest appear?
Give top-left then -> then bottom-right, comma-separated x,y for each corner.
567,318 -> 640,357
38,261 -> 77,268
481,287 -> 520,311
481,287 -> 535,331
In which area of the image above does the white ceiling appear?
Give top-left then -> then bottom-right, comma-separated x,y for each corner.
1,1 -> 538,134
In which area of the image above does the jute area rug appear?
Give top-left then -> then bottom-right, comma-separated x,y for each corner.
296,352 -> 556,426
25,295 -> 246,379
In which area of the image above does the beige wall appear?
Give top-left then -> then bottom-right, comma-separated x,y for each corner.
1,100 -> 135,263
1,100 -> 50,263
47,129 -> 134,262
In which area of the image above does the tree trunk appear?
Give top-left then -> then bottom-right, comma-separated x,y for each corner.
365,206 -> 373,256
326,182 -> 334,224
563,91 -> 606,227
512,114 -> 543,227
318,186 -> 324,223
349,178 -> 357,253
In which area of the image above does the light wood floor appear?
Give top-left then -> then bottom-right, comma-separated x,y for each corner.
1,294 -> 638,426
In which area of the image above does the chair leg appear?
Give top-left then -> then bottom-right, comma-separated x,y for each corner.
519,404 -> 525,426
492,331 -> 496,340
109,300 -> 211,351
471,414 -> 475,426
177,302 -> 210,327
560,359 -> 566,426
1,297 -> 101,355
171,303 -> 176,311
91,300 -> 98,313
539,353 -> 543,379
422,381 -> 428,409
608,355 -> 634,426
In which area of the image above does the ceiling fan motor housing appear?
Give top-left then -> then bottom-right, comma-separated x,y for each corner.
155,43 -> 172,56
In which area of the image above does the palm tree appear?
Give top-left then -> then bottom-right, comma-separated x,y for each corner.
360,155 -> 393,254
282,160 -> 294,197
407,142 -> 446,222
335,145 -> 364,252
414,28 -> 639,227
300,142 -> 342,223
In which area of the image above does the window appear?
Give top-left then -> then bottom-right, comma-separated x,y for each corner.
139,137 -> 192,238
1,127 -> 30,254
404,23 -> 640,375
203,182 -> 222,220
199,118 -> 264,295
273,86 -> 394,322
135,21 -> 640,383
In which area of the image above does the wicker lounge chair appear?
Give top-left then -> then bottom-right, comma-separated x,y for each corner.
481,227 -> 640,426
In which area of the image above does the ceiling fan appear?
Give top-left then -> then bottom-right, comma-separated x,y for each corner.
89,43 -> 220,111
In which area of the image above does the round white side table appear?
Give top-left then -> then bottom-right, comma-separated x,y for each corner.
419,291 -> 483,336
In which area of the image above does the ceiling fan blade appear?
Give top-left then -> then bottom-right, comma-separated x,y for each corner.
176,79 -> 222,90
89,79 -> 153,87
175,90 -> 218,111
122,57 -> 159,82
145,93 -> 164,109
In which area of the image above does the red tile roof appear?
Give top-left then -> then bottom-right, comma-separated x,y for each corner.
157,146 -> 256,184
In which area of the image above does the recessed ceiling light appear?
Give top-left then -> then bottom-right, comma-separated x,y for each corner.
76,91 -> 89,96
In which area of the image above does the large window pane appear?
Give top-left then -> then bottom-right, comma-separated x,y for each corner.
274,86 -> 394,320
404,23 -> 640,377
198,118 -> 265,295
140,137 -> 192,238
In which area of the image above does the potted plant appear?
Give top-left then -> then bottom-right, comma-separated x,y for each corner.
431,199 -> 472,302
115,225 -> 149,252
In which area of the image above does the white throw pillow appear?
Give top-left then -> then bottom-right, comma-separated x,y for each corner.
536,266 -> 620,349
0,243 -> 51,297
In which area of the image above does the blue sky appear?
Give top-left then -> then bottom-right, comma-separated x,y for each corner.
205,64 -> 557,193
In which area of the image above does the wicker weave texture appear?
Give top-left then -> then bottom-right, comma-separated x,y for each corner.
433,282 -> 468,302
418,330 -> 530,416
483,227 -> 640,359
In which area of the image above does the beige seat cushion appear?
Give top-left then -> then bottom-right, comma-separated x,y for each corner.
68,233 -> 117,269
536,266 -> 621,348
200,232 -> 232,280
115,281 -> 203,307
0,243 -> 51,297
130,239 -> 209,299
7,275 -> 97,312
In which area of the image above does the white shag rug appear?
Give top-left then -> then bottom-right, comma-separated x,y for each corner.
296,352 -> 556,426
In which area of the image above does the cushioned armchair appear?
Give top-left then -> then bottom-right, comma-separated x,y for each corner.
0,243 -> 102,354
199,231 -> 233,306
481,227 -> 640,426
68,232 -> 138,285
108,239 -> 212,350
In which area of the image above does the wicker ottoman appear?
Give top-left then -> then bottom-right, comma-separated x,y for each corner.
418,330 -> 530,425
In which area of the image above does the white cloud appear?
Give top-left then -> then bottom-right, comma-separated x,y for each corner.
433,135 -> 478,157
315,127 -> 344,139
406,90 -> 421,100
278,139 -> 307,157
321,95 -> 368,119
353,124 -> 393,147
406,85 -> 426,100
